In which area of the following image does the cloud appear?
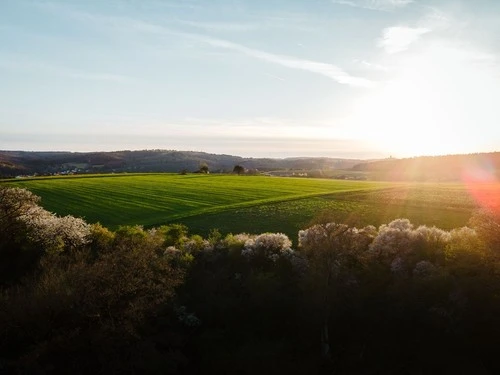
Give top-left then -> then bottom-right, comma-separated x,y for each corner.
332,0 -> 413,11
377,26 -> 430,53
44,5 -> 374,88
177,20 -> 262,32
353,59 -> 390,72
198,37 -> 375,88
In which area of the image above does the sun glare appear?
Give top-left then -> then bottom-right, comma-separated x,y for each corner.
345,42 -> 498,157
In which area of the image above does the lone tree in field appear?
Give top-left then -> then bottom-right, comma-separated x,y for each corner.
199,163 -> 209,174
233,165 -> 244,175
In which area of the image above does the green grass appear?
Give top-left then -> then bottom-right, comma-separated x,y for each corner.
2,174 -> 487,241
181,184 -> 479,239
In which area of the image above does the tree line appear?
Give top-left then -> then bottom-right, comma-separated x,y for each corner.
1,186 -> 500,374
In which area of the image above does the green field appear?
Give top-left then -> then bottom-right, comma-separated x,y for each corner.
2,174 -> 486,240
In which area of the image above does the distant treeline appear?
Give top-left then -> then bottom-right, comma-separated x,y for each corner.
0,150 -> 363,177
352,152 -> 500,181
2,186 -> 500,374
2,149 -> 500,181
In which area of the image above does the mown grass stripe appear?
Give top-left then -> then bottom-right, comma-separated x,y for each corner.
3,174 -> 485,237
3,174 -> 389,227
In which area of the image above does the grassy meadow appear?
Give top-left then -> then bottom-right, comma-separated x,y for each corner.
2,173 -> 488,240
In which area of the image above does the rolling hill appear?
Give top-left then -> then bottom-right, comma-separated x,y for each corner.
0,150 -> 364,177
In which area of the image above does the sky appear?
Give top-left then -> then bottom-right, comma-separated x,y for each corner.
1,0 -> 500,159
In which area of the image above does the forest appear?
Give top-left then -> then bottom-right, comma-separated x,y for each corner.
1,186 -> 500,374
2,149 -> 500,182
0,150 -> 362,178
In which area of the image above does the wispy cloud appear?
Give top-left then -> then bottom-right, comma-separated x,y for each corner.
417,7 -> 454,32
201,37 -> 375,87
332,0 -> 413,11
177,20 -> 262,32
377,26 -> 430,53
353,59 -> 390,72
43,5 -> 374,88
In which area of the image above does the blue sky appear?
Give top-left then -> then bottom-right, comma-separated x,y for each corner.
1,0 -> 500,158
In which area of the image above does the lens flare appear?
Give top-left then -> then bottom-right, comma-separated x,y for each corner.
462,157 -> 500,214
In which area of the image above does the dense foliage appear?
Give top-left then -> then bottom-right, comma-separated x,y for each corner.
1,186 -> 500,374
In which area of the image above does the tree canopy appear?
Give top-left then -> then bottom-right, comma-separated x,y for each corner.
1,186 -> 500,374
233,165 -> 245,175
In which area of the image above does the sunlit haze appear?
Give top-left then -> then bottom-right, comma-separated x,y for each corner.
1,0 -> 500,158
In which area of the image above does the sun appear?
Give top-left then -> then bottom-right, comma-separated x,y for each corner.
344,42 -> 498,157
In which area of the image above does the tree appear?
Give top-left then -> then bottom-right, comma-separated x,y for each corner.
233,165 -> 245,175
0,187 -> 40,246
0,232 -> 185,373
469,208 -> 500,252
299,223 -> 376,360
21,206 -> 90,253
199,163 -> 209,174
0,187 -> 43,284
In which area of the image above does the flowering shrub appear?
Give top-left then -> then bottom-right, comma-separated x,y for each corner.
368,220 -> 459,281
369,219 -> 418,261
182,235 -> 213,253
414,225 -> 451,244
299,222 -> 376,259
242,232 -> 293,261
21,206 -> 91,252
1,187 -> 42,249
218,233 -> 255,254
165,245 -> 180,255
0,187 -> 40,218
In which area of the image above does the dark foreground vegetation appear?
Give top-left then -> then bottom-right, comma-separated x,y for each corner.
1,186 -> 500,374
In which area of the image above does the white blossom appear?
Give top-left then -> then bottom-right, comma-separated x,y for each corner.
449,226 -> 478,244
240,232 -> 294,261
242,237 -> 256,257
182,237 -> 212,252
220,233 -> 255,253
20,205 -> 90,251
253,233 -> 292,254
414,225 -> 451,243
164,246 -> 180,255
370,218 -> 420,260
299,223 -> 375,256
386,218 -> 414,231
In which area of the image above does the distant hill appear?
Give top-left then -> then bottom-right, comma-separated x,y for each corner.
352,152 -> 500,181
4,150 -> 499,181
0,150 -> 365,178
